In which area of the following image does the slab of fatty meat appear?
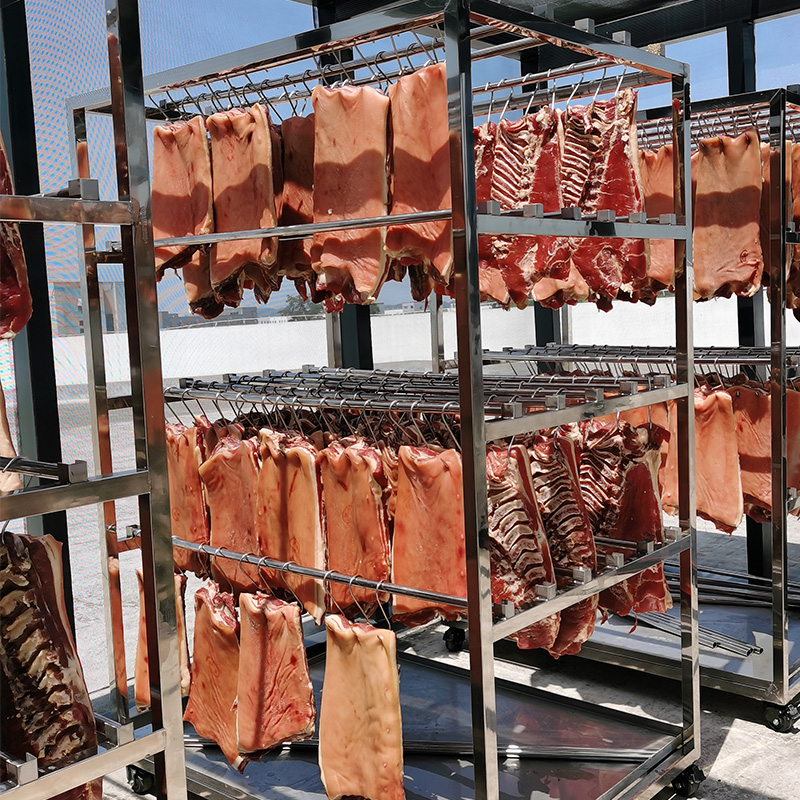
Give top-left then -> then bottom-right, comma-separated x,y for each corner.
0,133 -> 32,339
386,63 -> 452,294
311,85 -> 390,304
256,430 -> 326,623
572,91 -> 649,309
487,444 -> 559,650
758,141 -> 792,293
207,104 -> 280,307
662,389 -> 743,532
318,616 -> 404,800
533,262 -> 591,308
0,377 -> 21,492
134,571 -> 191,711
184,583 -> 243,770
473,121 -> 510,306
0,532 -> 101,800
319,440 -> 390,614
166,422 -> 209,575
693,128 -> 763,299
788,144 -> 800,310
640,144 -> 676,293
392,446 -> 466,625
528,426 -> 598,657
236,594 -> 315,756
198,436 -> 262,594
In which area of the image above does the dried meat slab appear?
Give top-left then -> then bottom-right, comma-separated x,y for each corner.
693,128 -> 763,299
311,86 -> 390,304
184,583 -> 243,770
319,440 -> 390,614
319,616 -> 404,800
640,144 -> 676,293
199,436 -> 262,594
392,446 -> 466,625
236,594 -> 315,755
166,422 -> 209,575
0,532 -> 101,800
207,104 -> 280,307
386,63 -> 452,294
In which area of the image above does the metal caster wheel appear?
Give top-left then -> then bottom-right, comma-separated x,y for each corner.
671,764 -> 705,798
443,626 -> 466,652
765,703 -> 800,733
127,765 -> 155,796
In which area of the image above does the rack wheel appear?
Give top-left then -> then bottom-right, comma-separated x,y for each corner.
127,765 -> 155,796
765,703 -> 800,733
671,764 -> 705,798
443,627 -> 466,652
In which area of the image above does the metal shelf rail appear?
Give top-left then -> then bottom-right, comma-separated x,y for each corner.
66,2 -> 698,799
0,1 -> 187,800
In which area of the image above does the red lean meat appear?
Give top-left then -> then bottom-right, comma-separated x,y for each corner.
528,427 -> 598,657
0,133 -> 32,338
640,144 -> 675,294
256,430 -> 326,623
392,446 -> 466,625
318,616 -> 404,800
487,444 -> 559,650
693,128 -> 763,299
165,422 -> 209,575
134,571 -> 191,710
386,63 -> 452,298
184,583 -> 243,770
207,104 -> 281,307
311,86 -> 390,304
199,437 -> 262,594
151,117 -> 221,318
319,440 -> 390,613
0,377 -> 22,493
0,532 -> 100,800
236,594 -> 315,755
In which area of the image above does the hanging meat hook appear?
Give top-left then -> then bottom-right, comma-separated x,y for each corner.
590,67 -> 606,106
323,570 -> 347,615
373,580 -> 392,627
347,574 -> 371,619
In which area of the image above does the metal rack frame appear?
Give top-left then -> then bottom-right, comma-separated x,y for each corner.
65,2 -> 698,799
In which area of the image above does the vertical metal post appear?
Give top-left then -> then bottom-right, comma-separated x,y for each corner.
444,1 -> 498,797
430,293 -> 444,372
104,1 -> 187,798
672,72 -> 699,753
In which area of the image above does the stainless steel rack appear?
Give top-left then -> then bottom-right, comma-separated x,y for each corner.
66,2 -> 699,799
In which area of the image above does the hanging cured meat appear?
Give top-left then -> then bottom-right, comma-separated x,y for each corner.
533,262 -> 590,308
318,616 -> 404,800
0,377 -> 21,493
392,446 -> 466,625
134,571 -> 191,710
693,128 -> 763,299
311,85 -> 390,304
256,430 -> 326,623
236,594 -> 316,755
788,143 -> 800,312
487,444 -> 559,650
199,437 -> 262,594
207,104 -> 281,307
0,133 -> 32,339
0,532 -> 101,800
528,426 -> 597,657
386,63 -> 452,297
165,422 -> 209,575
640,144 -> 676,294
184,583 -> 243,770
319,440 -> 390,614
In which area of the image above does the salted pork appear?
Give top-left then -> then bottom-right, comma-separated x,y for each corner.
640,144 -> 676,293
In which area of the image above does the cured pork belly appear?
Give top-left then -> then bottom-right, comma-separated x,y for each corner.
199,436 -> 262,594
207,104 -> 280,307
662,390 -> 743,532
528,427 -> 597,657
134,571 -> 191,711
386,63 -> 452,296
640,144 -> 675,294
319,440 -> 390,614
693,128 -> 763,299
0,377 -> 21,493
0,134 -> 32,339
165,422 -> 209,575
319,616 -> 404,800
392,446 -> 466,625
311,86 -> 390,304
0,532 -> 101,800
487,444 -> 558,650
236,594 -> 315,754
256,430 -> 326,623
184,583 -> 243,770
